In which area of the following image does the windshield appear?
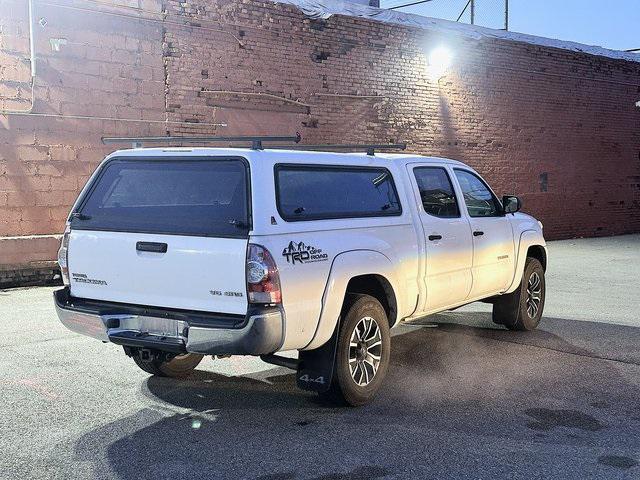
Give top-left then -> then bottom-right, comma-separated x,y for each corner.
73,158 -> 250,237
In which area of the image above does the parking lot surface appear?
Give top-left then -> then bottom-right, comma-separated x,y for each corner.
1,235 -> 639,479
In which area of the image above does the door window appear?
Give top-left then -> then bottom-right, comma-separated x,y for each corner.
454,169 -> 503,217
413,167 -> 460,218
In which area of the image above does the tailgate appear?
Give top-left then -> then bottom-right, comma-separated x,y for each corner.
67,156 -> 250,315
68,231 -> 248,314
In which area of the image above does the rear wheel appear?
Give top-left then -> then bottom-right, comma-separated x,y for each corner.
320,294 -> 391,406
132,352 -> 204,378
492,257 -> 545,331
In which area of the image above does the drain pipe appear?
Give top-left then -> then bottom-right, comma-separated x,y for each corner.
1,0 -> 36,114
28,0 -> 37,79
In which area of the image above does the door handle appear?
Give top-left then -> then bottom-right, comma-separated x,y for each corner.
136,241 -> 168,253
428,234 -> 442,241
473,231 -> 484,237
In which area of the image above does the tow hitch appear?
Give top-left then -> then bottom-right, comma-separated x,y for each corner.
123,346 -> 175,363
139,348 -> 153,362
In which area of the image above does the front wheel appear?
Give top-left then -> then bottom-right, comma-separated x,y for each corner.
320,294 -> 391,406
492,257 -> 546,331
133,352 -> 204,378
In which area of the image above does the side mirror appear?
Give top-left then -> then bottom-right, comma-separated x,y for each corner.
502,195 -> 522,214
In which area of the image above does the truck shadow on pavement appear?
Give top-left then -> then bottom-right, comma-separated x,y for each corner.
74,313 -> 640,479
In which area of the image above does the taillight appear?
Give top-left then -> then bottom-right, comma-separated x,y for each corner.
57,224 -> 70,286
246,244 -> 281,304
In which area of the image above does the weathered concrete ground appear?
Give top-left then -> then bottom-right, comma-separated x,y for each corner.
1,235 -> 639,479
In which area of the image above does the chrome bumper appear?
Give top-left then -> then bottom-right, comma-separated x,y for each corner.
53,288 -> 285,355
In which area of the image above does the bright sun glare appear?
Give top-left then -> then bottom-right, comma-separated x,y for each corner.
428,46 -> 453,79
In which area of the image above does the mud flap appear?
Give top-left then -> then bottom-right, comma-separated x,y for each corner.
296,320 -> 340,393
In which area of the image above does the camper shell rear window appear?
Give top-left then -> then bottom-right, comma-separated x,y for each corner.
72,157 -> 251,237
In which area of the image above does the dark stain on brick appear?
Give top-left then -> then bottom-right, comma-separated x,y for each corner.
311,50 -> 331,63
539,172 -> 548,192
337,40 -> 357,56
309,19 -> 327,31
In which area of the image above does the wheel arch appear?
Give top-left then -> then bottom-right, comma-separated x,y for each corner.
344,274 -> 398,328
526,244 -> 547,271
505,229 -> 548,294
302,250 -> 403,351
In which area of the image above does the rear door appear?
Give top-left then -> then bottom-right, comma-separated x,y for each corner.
409,164 -> 473,312
452,168 -> 515,298
67,157 -> 250,315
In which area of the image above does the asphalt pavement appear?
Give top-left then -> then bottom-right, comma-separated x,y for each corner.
1,235 -> 639,479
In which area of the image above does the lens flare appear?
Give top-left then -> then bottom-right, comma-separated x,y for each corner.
428,46 -> 453,80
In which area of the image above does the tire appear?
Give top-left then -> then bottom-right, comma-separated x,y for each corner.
320,294 -> 391,406
133,352 -> 204,378
492,257 -> 545,331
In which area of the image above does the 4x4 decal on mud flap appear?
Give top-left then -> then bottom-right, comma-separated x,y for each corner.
282,241 -> 328,265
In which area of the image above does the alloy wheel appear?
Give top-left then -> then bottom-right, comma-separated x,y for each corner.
526,271 -> 542,318
348,316 -> 382,386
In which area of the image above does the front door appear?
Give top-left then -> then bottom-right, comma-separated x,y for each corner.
409,165 -> 473,312
452,168 -> 515,298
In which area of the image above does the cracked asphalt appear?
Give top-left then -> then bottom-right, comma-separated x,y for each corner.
1,235 -> 639,479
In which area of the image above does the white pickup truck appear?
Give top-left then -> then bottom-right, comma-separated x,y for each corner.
55,137 -> 547,406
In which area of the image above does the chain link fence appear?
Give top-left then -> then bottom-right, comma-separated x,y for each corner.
382,0 -> 509,31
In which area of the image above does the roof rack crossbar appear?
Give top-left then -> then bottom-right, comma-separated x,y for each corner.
101,133 -> 302,150
269,143 -> 407,156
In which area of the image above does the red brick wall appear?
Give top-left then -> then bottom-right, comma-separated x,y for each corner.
0,0 -> 165,235
163,0 -> 640,239
0,0 -> 166,280
1,0 -> 639,281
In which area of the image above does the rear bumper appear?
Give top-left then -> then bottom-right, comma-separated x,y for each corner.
53,288 -> 285,355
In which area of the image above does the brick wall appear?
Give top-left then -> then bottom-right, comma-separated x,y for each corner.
1,0 -> 639,286
0,0 -> 166,285
162,0 -> 640,239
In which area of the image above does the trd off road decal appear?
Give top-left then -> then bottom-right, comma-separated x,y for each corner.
282,241 -> 328,265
